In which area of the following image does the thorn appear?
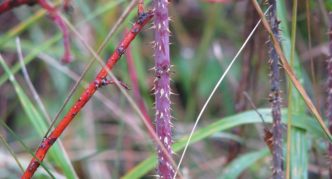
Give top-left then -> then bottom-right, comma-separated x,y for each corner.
149,25 -> 156,30
149,67 -> 157,71
107,80 -> 130,90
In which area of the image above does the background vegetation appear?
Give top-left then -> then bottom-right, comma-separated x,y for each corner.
1,0 -> 332,178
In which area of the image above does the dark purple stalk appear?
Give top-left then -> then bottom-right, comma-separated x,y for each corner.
327,12 -> 332,179
153,0 -> 174,178
267,1 -> 284,179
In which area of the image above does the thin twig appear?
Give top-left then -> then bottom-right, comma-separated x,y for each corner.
266,0 -> 284,178
153,0 -> 174,177
327,12 -> 332,179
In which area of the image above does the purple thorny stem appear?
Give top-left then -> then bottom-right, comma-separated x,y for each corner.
327,12 -> 332,179
153,0 -> 174,178
267,0 -> 284,179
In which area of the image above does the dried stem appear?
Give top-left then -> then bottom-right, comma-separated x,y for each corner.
21,11 -> 153,179
327,12 -> 332,179
267,1 -> 284,178
153,0 -> 174,178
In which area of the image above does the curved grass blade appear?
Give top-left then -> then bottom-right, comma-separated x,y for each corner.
122,108 -> 326,179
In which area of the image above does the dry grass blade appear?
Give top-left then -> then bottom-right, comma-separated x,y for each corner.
251,0 -> 332,142
16,38 -> 52,124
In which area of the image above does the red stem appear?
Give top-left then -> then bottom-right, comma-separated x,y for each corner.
22,11 -> 153,179
0,0 -> 37,14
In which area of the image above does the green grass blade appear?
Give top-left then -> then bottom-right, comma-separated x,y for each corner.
0,35 -> 61,86
0,57 -> 77,178
219,148 -> 270,179
0,132 -> 25,173
122,108 -> 326,179
277,1 -> 308,178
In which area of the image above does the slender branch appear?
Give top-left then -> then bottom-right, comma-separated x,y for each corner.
21,11 -> 153,179
327,12 -> 332,179
153,0 -> 174,178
